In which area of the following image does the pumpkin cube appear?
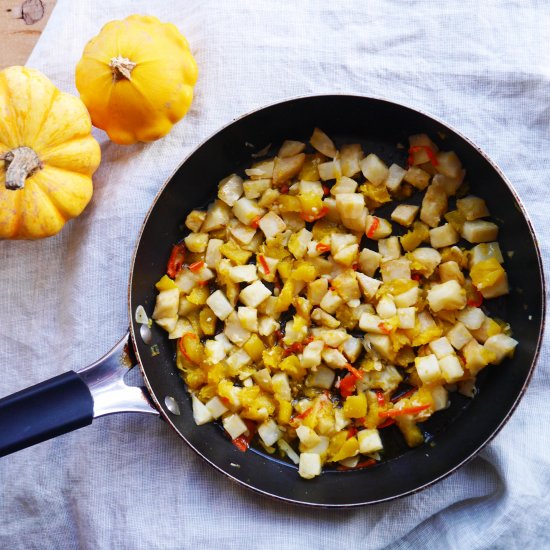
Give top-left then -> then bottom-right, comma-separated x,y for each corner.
438,261 -> 465,284
279,140 -> 306,158
343,393 -> 367,418
366,216 -> 392,240
201,200 -> 232,232
184,232 -> 208,253
420,180 -> 448,228
308,278 -> 329,305
470,242 -> 504,267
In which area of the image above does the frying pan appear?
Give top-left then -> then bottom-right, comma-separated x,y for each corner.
0,95 -> 545,507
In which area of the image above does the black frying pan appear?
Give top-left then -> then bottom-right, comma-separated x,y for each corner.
0,95 -> 545,507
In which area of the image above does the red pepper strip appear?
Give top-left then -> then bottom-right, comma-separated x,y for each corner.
258,254 -> 270,275
344,363 -> 364,379
250,215 -> 261,228
347,426 -> 358,439
340,373 -> 359,398
283,342 -> 304,356
375,390 -> 385,407
391,388 -> 416,403
377,417 -> 396,429
166,243 -> 186,278
178,332 -> 198,363
352,262 -> 359,271
300,206 -> 329,222
189,260 -> 204,273
289,406 -> 313,427
367,217 -> 380,238
322,185 -> 330,196
378,322 -> 392,335
407,145 -> 439,167
411,273 -> 422,282
467,289 -> 484,308
337,458 -> 377,471
231,421 -> 256,452
198,280 -> 209,286
378,403 -> 431,418
280,184 -> 289,194
316,242 -> 331,253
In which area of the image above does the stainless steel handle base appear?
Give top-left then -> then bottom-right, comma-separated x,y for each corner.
78,333 -> 159,418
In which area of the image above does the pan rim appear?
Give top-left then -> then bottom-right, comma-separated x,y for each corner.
127,93 -> 546,507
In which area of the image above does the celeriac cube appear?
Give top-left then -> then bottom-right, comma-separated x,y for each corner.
433,172 -> 465,197
258,211 -> 286,239
462,339 -> 494,375
257,255 -> 279,282
310,127 -> 337,157
365,334 -> 393,361
191,394 -> 214,426
311,308 -> 340,328
378,236 -> 401,260
358,429 -> 383,454
420,180 -> 448,227
318,159 -> 342,180
214,332 -> 234,353
397,307 -> 416,329
271,372 -> 291,400
205,238 -> 223,268
245,159 -> 274,179
155,317 -> 178,333
296,425 -> 321,448
365,216 -> 392,240
185,210 -> 206,232
322,348 -> 348,369
299,180 -> 324,197
385,163 -> 407,192
331,176 -> 358,195
226,348 -> 252,373
356,272 -> 382,299
206,290 -> 233,321
301,340 -> 324,369
258,316 -> 279,336
457,195 -> 490,220
429,223 -> 459,248
279,140 -> 306,158
358,248 -> 382,277
415,354 -> 442,384
404,166 -> 430,190
224,311 -> 251,346
205,396 -> 228,419
218,173 -> 244,206
446,322 -> 473,350
307,278 -> 329,305
427,280 -> 467,312
258,188 -> 280,209
168,317 -> 193,340
299,452 -> 322,479
438,355 -> 464,383
232,197 -> 266,226
307,436 -> 330,455
393,286 -> 419,307
223,413 -> 248,440
336,193 -> 365,220
320,290 -> 344,314
340,208 -> 369,233
479,273 -> 509,299
470,242 -> 503,266
408,134 -> 439,164
201,200 -> 232,232
461,220 -> 499,243
331,233 -> 358,254
342,336 -> 363,363
436,151 -> 462,178
457,306 -> 486,330
272,153 -> 306,185
243,178 -> 270,200
340,144 -> 364,177
409,247 -> 441,277
361,154 -> 389,185
323,196 -> 341,223
307,365 -> 336,390
184,232 -> 209,253
484,334 -> 518,364
229,221 -> 257,245
391,204 -> 419,227
152,288 -> 180,320
258,419 -> 281,447
380,258 -> 411,282
239,280 -> 272,307
312,328 -> 349,348
238,306 -> 258,332
438,261 -> 465,284
429,337 -> 454,359
430,386 -> 449,411
204,340 -> 227,364
253,368 -> 272,391
333,243 -> 359,266
359,312 -> 387,334
376,295 -> 396,319
229,264 -> 258,283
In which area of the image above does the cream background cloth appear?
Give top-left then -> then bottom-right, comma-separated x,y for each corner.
1,1 -> 549,548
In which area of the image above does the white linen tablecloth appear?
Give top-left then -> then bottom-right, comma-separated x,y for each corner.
1,1 -> 549,548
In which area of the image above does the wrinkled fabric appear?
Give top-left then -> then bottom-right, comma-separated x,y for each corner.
1,1 -> 549,548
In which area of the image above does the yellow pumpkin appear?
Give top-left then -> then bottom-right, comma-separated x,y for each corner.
75,15 -> 198,145
0,66 -> 101,240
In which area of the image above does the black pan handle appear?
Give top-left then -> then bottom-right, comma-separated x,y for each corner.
0,333 -> 158,458
0,371 -> 93,457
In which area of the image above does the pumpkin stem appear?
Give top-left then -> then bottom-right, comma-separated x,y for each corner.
110,56 -> 137,81
0,146 -> 42,190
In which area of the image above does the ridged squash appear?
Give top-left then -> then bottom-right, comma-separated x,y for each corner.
75,15 -> 198,145
0,66 -> 101,240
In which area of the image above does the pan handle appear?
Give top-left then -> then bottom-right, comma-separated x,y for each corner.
0,333 -> 158,458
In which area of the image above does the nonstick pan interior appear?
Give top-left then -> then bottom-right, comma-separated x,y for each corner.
129,95 -> 544,506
